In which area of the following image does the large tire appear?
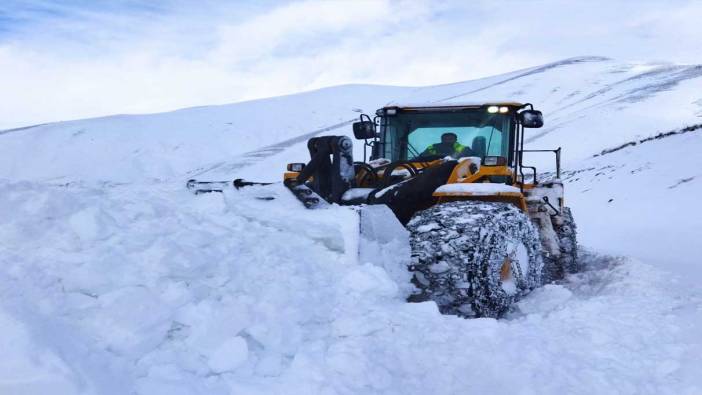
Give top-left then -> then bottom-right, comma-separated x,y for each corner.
407,201 -> 544,318
554,207 -> 578,274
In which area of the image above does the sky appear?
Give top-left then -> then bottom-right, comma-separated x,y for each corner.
1,0 -> 701,129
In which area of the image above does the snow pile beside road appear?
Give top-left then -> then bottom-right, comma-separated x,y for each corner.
0,180 -> 393,393
1,180 -> 700,394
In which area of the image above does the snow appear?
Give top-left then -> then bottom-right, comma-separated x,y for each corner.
340,187 -> 374,202
500,278 -> 517,294
524,179 -> 563,204
0,85 -> 407,183
501,241 -> 531,295
516,243 -> 529,275
415,222 -> 441,233
0,310 -> 79,394
429,261 -> 450,274
208,337 -> 249,373
562,128 -> 702,274
373,179 -> 408,198
357,204 -> 413,297
434,183 -> 521,195
385,101 -> 522,108
1,57 -> 702,394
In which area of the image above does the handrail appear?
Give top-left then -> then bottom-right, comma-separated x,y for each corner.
520,147 -> 562,180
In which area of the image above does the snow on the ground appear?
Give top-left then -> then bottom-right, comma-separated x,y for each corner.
1,57 -> 702,394
1,180 -> 700,394
563,127 -> 702,273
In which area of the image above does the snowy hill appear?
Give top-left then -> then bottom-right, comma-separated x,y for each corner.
0,85 -> 408,182
1,57 -> 701,394
3,56 -> 702,182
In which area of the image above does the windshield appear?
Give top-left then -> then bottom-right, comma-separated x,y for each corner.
379,110 -> 513,162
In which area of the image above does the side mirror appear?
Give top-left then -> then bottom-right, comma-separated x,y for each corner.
353,121 -> 376,140
519,110 -> 544,128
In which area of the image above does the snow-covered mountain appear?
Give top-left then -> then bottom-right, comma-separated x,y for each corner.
3,56 -> 701,182
1,57 -> 701,394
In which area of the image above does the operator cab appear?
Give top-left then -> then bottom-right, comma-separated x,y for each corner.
373,103 -> 522,165
350,102 -> 550,190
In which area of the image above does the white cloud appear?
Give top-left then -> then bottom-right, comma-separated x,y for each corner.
1,0 -> 701,129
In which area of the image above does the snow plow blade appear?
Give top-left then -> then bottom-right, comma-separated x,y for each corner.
186,178 -> 272,194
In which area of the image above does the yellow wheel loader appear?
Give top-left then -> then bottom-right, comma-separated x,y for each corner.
281,103 -> 577,317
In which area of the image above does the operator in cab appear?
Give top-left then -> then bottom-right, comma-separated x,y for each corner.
420,132 -> 476,159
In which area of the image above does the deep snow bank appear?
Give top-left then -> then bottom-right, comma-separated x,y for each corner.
1,180 -> 700,394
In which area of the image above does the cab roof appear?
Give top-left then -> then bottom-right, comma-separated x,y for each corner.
381,101 -> 524,111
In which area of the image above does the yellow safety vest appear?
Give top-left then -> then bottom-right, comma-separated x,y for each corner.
426,142 -> 464,155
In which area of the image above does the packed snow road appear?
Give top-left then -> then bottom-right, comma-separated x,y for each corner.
0,180 -> 700,394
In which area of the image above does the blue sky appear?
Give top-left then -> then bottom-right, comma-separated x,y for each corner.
1,0 -> 701,128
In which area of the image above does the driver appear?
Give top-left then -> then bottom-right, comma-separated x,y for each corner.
421,132 -> 475,158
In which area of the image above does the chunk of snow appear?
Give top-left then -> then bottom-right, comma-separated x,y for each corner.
429,261 -> 450,274
341,188 -> 374,202
501,278 -> 517,294
373,182 -> 404,198
68,207 -> 101,241
415,222 -> 440,233
207,337 -> 248,373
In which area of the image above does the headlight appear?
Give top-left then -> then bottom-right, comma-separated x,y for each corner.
287,163 -> 306,172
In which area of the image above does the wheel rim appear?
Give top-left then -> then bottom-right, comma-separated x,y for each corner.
500,242 -> 527,295
500,258 -> 512,282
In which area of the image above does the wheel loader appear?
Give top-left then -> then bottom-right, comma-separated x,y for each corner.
188,102 -> 578,318
280,102 -> 577,318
